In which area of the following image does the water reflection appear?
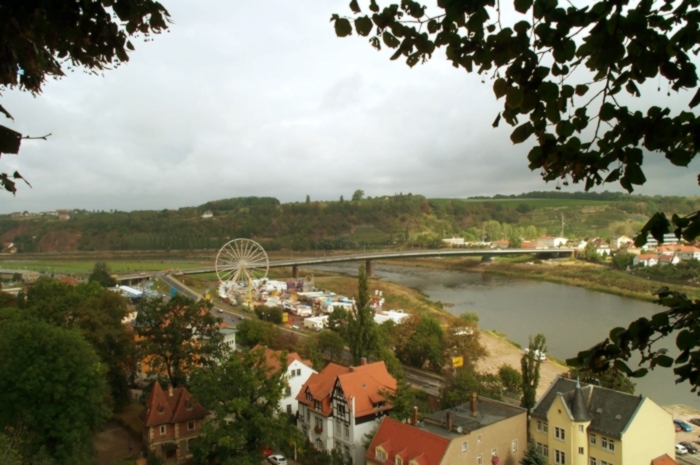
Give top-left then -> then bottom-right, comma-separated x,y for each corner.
312,262 -> 699,408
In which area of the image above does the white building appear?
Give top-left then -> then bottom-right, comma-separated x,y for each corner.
374,310 -> 410,325
611,235 -> 634,250
633,254 -> 658,267
304,316 -> 329,331
644,233 -> 679,248
538,236 -> 568,248
442,237 -> 465,246
676,246 -> 700,261
297,360 -> 396,465
658,254 -> 681,266
201,210 -> 213,219
258,346 -> 316,415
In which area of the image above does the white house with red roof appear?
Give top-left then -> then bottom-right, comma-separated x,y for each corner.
633,254 -> 659,267
139,382 -> 209,464
296,359 -> 397,465
256,345 -> 316,415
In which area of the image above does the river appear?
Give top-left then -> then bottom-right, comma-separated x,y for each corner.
312,262 -> 700,409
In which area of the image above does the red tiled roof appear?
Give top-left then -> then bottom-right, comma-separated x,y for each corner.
254,345 -> 313,375
366,417 -> 450,465
59,276 -> 79,286
637,254 -> 658,260
651,454 -> 678,465
139,382 -> 209,427
296,362 -> 349,416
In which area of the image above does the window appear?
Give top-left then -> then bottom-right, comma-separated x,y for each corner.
338,404 -> 346,415
555,450 -> 566,465
461,441 -> 468,452
542,445 -> 549,458
590,459 -> 597,465
314,400 -> 322,411
477,435 -> 482,444
335,419 -> 341,434
396,457 -> 403,465
579,425 -> 584,432
543,422 -> 549,433
344,445 -> 350,458
608,439 -> 615,452
512,440 -> 518,452
590,434 -> 597,445
187,420 -> 195,431
306,392 -> 312,401
297,368 -> 301,376
555,427 -> 565,440
287,404 -> 292,414
187,438 -> 193,451
375,449 -> 387,461
477,455 -> 482,465
159,425 -> 166,435
601,437 -> 608,449
536,443 -> 543,454
344,425 -> 349,439
315,439 -> 324,451
537,420 -> 542,431
491,448 -> 497,457
186,400 -> 192,410
315,417 -> 322,428
579,447 -> 584,455
306,409 -> 310,422
285,387 -> 291,396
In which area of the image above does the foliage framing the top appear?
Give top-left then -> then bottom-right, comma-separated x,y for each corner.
0,0 -> 170,193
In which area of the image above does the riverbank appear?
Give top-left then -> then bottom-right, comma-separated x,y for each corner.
379,256 -> 700,302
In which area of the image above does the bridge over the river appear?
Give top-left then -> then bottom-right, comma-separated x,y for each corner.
115,248 -> 574,284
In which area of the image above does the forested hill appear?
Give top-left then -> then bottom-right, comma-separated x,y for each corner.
1,192 -> 699,253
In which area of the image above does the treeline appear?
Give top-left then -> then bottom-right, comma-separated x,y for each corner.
3,192 -> 700,253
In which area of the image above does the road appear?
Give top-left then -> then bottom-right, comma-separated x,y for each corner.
159,273 -> 443,397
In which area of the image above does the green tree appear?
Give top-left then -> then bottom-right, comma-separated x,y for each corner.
88,262 -> 117,287
459,311 -> 480,325
346,265 -> 377,365
499,364 -> 523,396
521,334 -> 547,414
520,440 -> 548,465
295,336 -> 325,371
255,305 -> 283,324
569,366 -> 635,394
352,189 -> 365,201
581,242 -> 601,262
0,291 -> 18,308
327,306 -> 349,339
1,0 -> 170,194
0,311 -> 110,464
611,252 -> 635,270
441,365 -> 503,409
317,330 -> 346,363
386,377 -> 416,423
509,234 -> 523,248
135,295 -> 224,387
394,314 -> 445,372
189,347 -> 303,465
25,277 -> 134,409
237,319 -> 281,348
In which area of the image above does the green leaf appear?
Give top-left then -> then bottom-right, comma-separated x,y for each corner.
514,0 -> 534,13
369,0 -> 380,12
349,0 -> 361,13
556,120 -> 575,138
493,79 -> 508,99
126,40 -> 135,51
630,368 -> 648,378
625,164 -> 646,185
355,16 -> 373,36
689,88 -> 700,108
506,86 -> 524,109
655,355 -> 674,368
510,122 -> 534,144
614,360 -> 632,375
677,330 -> 696,350
599,102 -> 615,121
383,31 -> 400,48
0,125 -> 22,154
538,81 -> 559,103
334,18 -> 353,37
575,84 -> 589,96
609,327 -> 626,342
492,113 -> 501,128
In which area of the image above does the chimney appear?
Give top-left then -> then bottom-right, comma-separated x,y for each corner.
361,357 -> 367,365
446,411 -> 453,432
411,406 -> 419,426
168,385 -> 174,397
470,392 -> 478,417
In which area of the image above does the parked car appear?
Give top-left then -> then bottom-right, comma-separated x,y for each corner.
690,418 -> 700,427
268,454 -> 287,465
680,442 -> 699,454
675,419 -> 694,432
676,424 -> 682,432
676,444 -> 689,455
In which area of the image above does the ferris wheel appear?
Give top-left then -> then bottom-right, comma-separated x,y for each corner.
215,239 -> 269,289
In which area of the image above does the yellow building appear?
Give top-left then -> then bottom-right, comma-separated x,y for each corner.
530,377 -> 675,465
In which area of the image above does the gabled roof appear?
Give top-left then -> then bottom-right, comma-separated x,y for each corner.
637,254 -> 658,260
366,417 -> 450,465
336,361 -> 397,417
651,454 -> 678,465
139,382 -> 209,427
531,377 -> 644,439
296,361 -> 396,418
254,345 -> 314,374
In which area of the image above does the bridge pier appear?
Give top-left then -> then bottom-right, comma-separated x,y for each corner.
292,265 -> 299,279
365,260 -> 374,277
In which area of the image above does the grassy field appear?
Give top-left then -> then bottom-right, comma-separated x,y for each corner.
0,259 -> 205,276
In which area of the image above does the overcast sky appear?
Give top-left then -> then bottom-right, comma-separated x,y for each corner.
1,0 -> 698,213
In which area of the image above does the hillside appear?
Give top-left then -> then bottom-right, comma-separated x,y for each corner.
1,192 -> 699,253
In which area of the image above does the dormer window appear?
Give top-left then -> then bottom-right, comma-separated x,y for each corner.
158,404 -> 164,414
375,449 -> 387,461
306,392 -> 312,401
338,404 -> 346,415
374,401 -> 385,409
186,400 -> 192,410
396,456 -> 403,465
314,400 -> 322,411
